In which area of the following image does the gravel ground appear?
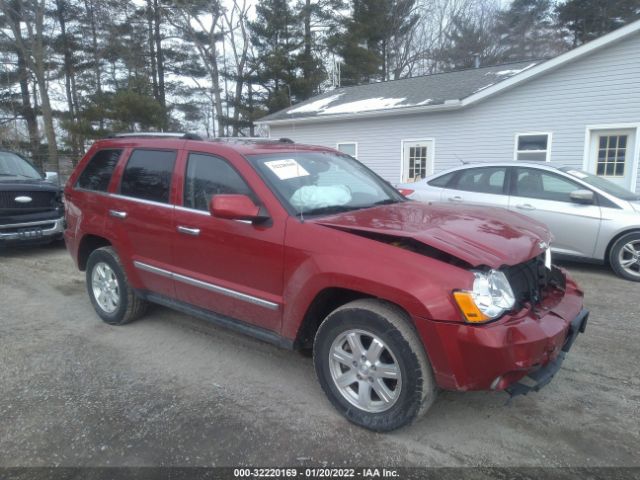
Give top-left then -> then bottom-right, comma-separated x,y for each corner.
0,242 -> 639,468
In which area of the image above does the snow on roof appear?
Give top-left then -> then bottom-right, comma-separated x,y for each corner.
287,94 -> 344,114
490,62 -> 538,76
260,60 -> 541,123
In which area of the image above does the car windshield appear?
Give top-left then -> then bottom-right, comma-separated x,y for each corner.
247,151 -> 404,216
560,167 -> 640,201
0,151 -> 42,179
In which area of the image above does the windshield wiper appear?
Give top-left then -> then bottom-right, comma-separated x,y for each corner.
371,198 -> 401,206
303,205 -> 362,216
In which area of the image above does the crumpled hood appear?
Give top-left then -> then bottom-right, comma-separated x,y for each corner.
310,201 -> 552,269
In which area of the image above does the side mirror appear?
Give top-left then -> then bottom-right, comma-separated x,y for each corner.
45,171 -> 59,185
210,194 -> 268,223
570,189 -> 594,205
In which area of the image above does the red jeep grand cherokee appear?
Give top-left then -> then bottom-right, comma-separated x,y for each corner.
64,133 -> 588,431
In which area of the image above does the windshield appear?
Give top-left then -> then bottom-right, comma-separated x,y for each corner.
247,151 -> 404,216
560,167 -> 639,201
0,151 -> 42,179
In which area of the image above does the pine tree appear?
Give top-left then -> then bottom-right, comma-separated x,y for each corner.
249,0 -> 301,113
494,0 -> 562,61
330,0 -> 418,86
556,0 -> 640,47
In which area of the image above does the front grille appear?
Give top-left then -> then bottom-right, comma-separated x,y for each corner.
0,190 -> 58,214
504,253 -> 565,307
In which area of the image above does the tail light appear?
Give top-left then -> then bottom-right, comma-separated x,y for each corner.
397,188 -> 415,197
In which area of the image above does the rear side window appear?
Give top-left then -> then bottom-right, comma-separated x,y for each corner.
120,149 -> 176,203
427,172 -> 454,187
451,167 -> 506,194
184,153 -> 252,211
76,149 -> 122,192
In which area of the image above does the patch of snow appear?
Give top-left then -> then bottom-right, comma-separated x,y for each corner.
286,94 -> 344,114
473,82 -> 496,93
320,97 -> 407,115
490,62 -> 538,77
414,99 -> 432,106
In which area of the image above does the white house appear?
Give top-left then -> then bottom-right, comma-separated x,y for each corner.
257,19 -> 640,193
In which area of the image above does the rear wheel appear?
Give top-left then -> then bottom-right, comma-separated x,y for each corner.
313,299 -> 436,431
86,246 -> 148,325
609,232 -> 640,281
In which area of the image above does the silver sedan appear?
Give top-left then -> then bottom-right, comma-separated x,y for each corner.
397,162 -> 640,281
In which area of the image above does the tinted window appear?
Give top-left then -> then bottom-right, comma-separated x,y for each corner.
452,167 -> 506,194
120,149 -> 176,203
184,153 -> 252,211
76,149 -> 122,191
514,168 -> 581,202
428,172 -> 454,188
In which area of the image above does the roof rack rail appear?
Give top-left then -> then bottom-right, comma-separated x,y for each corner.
109,132 -> 203,140
211,137 -> 295,144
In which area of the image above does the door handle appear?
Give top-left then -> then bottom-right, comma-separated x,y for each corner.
177,226 -> 201,236
109,210 -> 127,219
448,196 -> 463,202
516,204 -> 535,211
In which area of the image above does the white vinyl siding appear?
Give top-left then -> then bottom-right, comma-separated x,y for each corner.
270,31 -> 640,192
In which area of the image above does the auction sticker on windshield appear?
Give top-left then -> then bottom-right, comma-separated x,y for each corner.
265,159 -> 310,180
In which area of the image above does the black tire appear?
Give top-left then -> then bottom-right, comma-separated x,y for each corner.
85,246 -> 148,325
609,232 -> 640,282
313,299 -> 437,432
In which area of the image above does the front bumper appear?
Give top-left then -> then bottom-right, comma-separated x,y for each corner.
505,309 -> 588,396
416,276 -> 587,392
0,217 -> 65,243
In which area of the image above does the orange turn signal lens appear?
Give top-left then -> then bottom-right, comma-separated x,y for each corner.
453,291 -> 490,323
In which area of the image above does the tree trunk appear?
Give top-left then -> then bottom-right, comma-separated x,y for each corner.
147,0 -> 159,102
84,0 -> 104,130
33,0 -> 58,171
153,0 -> 166,126
9,1 -> 40,164
54,0 -> 80,159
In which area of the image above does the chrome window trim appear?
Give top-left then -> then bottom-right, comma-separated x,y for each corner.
175,205 -> 211,216
110,193 -> 174,209
133,260 -> 279,310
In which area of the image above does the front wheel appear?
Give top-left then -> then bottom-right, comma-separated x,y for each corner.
313,299 -> 437,431
609,232 -> 640,281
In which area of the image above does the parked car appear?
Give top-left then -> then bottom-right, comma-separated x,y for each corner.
398,162 -> 640,282
64,134 -> 587,431
0,149 -> 64,246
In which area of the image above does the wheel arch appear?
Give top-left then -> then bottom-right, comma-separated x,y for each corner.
293,288 -> 417,353
604,228 -> 640,265
77,234 -> 112,271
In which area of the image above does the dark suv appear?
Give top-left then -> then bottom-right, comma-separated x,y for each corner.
64,133 -> 588,431
0,149 -> 64,245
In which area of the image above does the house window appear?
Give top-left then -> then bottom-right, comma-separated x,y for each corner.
515,133 -> 551,162
596,135 -> 627,177
337,142 -> 357,158
408,145 -> 428,180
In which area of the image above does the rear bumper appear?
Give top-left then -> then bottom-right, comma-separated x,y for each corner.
415,277 -> 586,392
0,217 -> 65,243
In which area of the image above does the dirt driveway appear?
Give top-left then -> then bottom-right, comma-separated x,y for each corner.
1,243 -> 639,467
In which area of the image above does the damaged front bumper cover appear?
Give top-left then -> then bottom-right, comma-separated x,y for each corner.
505,308 -> 589,398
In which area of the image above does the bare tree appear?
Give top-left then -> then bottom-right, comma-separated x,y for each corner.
168,0 -> 225,137
0,0 -> 59,171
